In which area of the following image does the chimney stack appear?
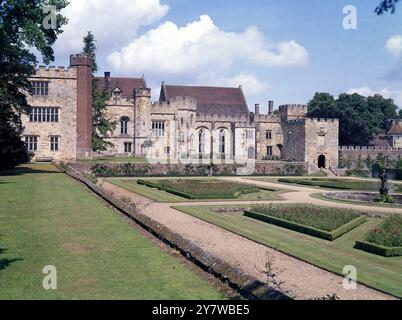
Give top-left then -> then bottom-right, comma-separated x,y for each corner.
268,101 -> 274,115
255,104 -> 260,116
104,72 -> 111,90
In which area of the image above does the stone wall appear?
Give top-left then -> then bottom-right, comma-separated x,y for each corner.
339,146 -> 402,163
23,66 -> 78,161
282,119 -> 306,162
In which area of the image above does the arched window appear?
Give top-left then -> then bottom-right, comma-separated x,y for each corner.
120,117 -> 129,135
219,129 -> 226,154
199,129 -> 206,154
179,132 -> 185,143
248,146 -> 255,160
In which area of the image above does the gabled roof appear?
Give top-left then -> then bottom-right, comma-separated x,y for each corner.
160,84 -> 249,116
388,122 -> 402,135
95,76 -> 146,98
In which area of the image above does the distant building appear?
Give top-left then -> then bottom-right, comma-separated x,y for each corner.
23,53 -> 339,169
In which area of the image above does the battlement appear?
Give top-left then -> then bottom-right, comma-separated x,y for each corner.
279,104 -> 308,121
196,113 -> 250,123
70,54 -> 92,67
279,104 -> 307,111
33,65 -> 77,78
256,114 -> 281,123
307,118 -> 339,124
340,146 -> 402,152
285,118 -> 306,125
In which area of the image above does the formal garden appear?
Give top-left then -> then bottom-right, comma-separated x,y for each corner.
244,205 -> 367,241
174,204 -> 402,298
107,178 -> 282,202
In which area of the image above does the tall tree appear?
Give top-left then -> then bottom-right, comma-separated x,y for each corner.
0,0 -> 68,169
82,31 -> 116,152
307,92 -> 398,146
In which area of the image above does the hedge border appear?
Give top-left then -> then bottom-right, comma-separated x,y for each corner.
354,240 -> 402,257
244,210 -> 367,241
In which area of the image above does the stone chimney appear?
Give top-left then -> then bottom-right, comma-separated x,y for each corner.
268,101 -> 274,115
70,54 -> 93,159
255,104 -> 260,116
104,71 -> 111,90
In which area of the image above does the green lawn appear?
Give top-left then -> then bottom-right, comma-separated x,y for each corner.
0,164 -> 224,300
174,205 -> 402,298
107,178 -> 282,203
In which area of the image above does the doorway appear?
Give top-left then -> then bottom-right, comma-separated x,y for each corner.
318,155 -> 326,169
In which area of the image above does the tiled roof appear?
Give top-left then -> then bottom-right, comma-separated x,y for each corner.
160,84 -> 249,116
369,135 -> 391,147
95,76 -> 146,98
387,122 -> 402,135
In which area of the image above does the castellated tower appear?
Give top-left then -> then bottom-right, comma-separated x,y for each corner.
279,104 -> 308,122
70,54 -> 93,159
134,88 -> 152,157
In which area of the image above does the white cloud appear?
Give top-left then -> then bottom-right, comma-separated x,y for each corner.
197,72 -> 270,96
348,86 -> 402,107
55,0 -> 169,54
107,15 -> 309,74
385,35 -> 402,57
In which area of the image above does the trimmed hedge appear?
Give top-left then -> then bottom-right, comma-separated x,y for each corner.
355,240 -> 402,257
244,210 -> 367,241
91,162 -> 307,177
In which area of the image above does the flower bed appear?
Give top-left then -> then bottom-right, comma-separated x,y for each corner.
138,179 -> 263,200
355,215 -> 402,257
244,205 -> 367,241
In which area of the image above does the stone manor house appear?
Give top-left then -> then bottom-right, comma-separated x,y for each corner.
22,54 -> 340,169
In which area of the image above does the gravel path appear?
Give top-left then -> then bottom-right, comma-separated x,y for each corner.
99,179 -> 396,300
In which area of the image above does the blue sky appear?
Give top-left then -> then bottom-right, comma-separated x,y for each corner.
50,0 -> 402,112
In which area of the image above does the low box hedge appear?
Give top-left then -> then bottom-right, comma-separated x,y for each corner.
355,240 -> 402,257
244,210 -> 367,241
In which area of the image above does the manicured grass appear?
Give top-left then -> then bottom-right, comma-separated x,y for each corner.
78,157 -> 147,163
107,178 -> 282,203
0,164 -> 224,300
174,205 -> 402,298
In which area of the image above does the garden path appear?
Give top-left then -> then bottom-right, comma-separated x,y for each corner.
100,179 -> 396,300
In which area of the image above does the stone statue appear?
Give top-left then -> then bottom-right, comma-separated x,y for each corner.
380,169 -> 389,196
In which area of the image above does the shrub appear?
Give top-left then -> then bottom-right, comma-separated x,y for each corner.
375,194 -> 396,204
355,241 -> 402,257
